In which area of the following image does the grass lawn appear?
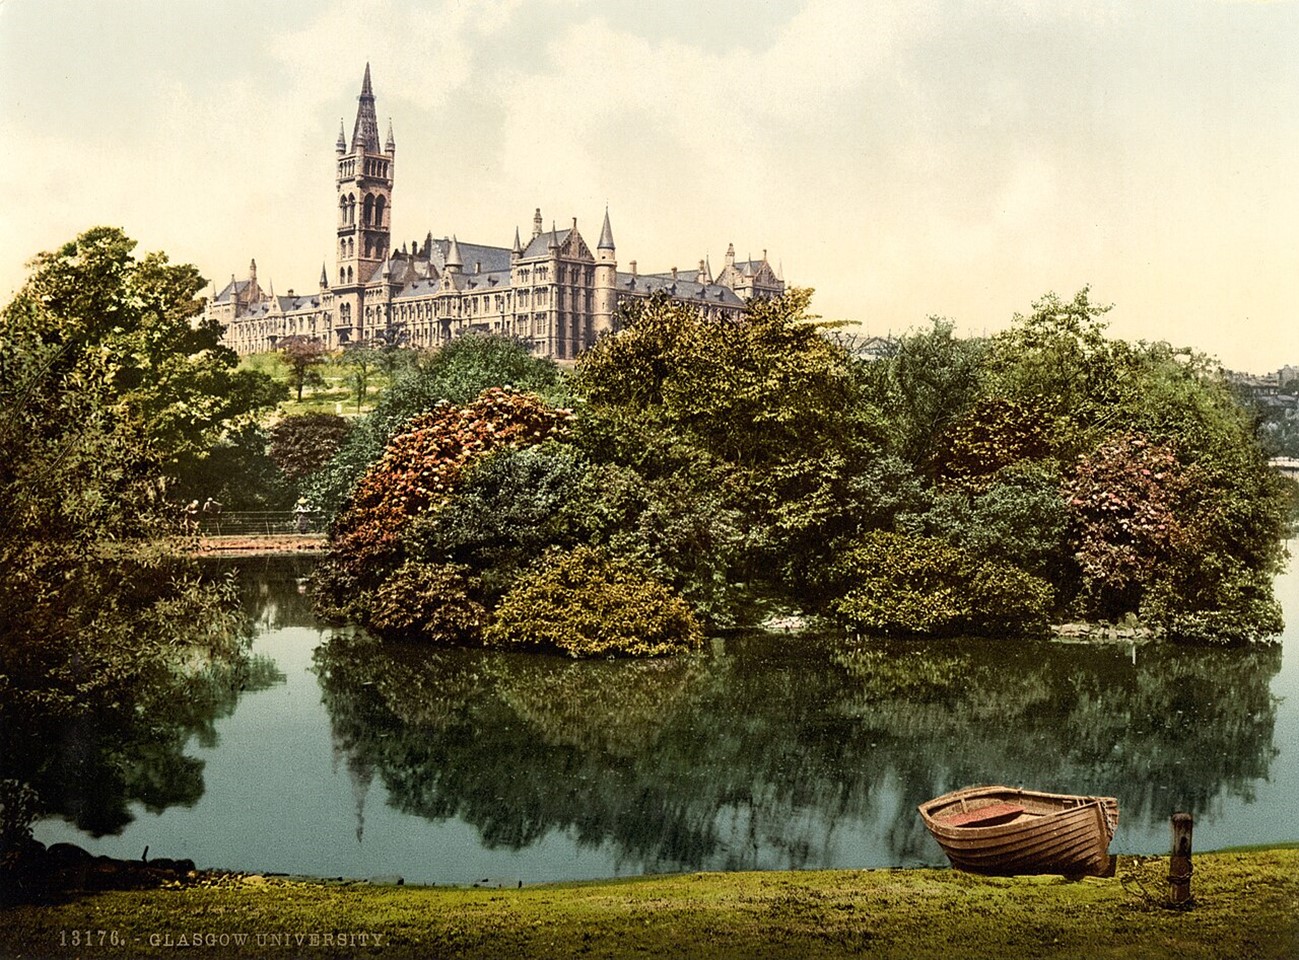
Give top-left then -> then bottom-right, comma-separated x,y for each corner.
239,351 -> 399,418
3,851 -> 1297,959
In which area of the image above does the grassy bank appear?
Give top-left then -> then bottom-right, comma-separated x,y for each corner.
3,851 -> 1297,959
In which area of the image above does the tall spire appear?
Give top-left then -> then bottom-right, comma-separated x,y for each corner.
512,227 -> 523,256
351,63 -> 381,153
336,119 -> 346,153
598,206 -> 615,250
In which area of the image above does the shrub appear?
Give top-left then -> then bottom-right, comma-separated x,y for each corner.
831,531 -> 1053,636
1064,433 -> 1189,617
268,412 -> 353,482
485,546 -> 703,658
367,560 -> 487,645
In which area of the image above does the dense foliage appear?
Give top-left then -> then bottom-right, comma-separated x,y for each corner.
308,334 -> 565,517
268,412 -> 353,483
485,546 -> 704,657
0,228 -> 264,840
318,286 -> 1286,648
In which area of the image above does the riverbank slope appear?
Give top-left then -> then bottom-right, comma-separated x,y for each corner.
3,849 -> 1296,959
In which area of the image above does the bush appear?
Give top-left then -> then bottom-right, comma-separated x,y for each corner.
367,560 -> 487,645
268,413 -> 353,482
831,531 -> 1053,636
485,546 -> 703,658
309,335 -> 563,517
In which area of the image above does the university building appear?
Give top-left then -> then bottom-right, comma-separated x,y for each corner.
208,65 -> 784,359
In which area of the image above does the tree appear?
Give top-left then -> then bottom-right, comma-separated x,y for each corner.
314,388 -> 574,625
278,336 -> 329,401
0,228 -> 260,830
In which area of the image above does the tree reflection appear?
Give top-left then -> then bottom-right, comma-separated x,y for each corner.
314,629 -> 1281,872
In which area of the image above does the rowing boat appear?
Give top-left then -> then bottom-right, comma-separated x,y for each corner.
918,785 -> 1119,876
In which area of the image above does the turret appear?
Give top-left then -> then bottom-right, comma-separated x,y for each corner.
593,207 -> 617,337
445,235 -> 464,274
532,207 -> 543,240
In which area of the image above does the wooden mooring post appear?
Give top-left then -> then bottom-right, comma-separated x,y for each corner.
1169,812 -> 1193,905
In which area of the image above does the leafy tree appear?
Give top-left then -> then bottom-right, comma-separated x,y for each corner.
366,560 -> 486,644
278,336 -> 330,401
2,227 -> 284,486
406,442 -> 585,603
0,228 -> 259,828
862,318 -> 989,474
315,388 -> 573,624
574,290 -> 889,606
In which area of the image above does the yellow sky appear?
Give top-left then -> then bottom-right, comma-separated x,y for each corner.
2,0 -> 1295,371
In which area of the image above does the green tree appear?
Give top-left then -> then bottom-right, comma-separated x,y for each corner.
278,336 -> 330,401
0,228 -> 260,828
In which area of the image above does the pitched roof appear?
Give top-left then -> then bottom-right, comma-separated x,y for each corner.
616,273 -> 745,306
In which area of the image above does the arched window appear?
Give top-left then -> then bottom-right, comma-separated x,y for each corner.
364,238 -> 372,259
340,239 -> 347,258
347,238 -> 354,258
339,196 -> 347,225
375,195 -> 386,227
347,194 -> 356,225
347,267 -> 353,283
363,195 -> 375,226
340,268 -> 346,284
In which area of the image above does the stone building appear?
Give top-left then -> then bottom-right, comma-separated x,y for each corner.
208,65 -> 784,359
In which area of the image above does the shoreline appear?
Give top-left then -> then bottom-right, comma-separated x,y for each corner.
3,849 -> 1296,959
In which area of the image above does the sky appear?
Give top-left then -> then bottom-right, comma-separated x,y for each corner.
1,0 -> 1295,372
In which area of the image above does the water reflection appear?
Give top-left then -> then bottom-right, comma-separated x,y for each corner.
314,628 -> 1281,873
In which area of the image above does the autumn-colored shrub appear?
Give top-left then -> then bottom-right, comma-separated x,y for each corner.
1063,433 -> 1189,616
831,531 -> 1053,636
484,546 -> 703,658
323,385 -> 571,570
366,560 -> 487,645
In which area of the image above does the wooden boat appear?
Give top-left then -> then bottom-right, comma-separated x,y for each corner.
918,785 -> 1119,876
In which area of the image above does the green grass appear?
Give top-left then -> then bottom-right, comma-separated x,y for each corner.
3,852 -> 1297,959
238,351 -> 399,418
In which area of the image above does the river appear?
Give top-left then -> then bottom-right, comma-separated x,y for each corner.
34,548 -> 1299,884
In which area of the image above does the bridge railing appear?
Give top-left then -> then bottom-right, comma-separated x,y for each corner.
194,511 -> 325,536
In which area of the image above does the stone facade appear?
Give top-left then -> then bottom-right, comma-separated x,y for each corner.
208,65 -> 784,359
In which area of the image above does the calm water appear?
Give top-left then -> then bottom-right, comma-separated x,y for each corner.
35,549 -> 1299,885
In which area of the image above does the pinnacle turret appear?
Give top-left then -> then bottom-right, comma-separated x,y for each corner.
385,118 -> 396,153
336,120 -> 346,153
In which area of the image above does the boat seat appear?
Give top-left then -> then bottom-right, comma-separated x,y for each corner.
942,802 -> 1025,827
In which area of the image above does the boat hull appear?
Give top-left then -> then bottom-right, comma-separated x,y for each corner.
919,785 -> 1119,876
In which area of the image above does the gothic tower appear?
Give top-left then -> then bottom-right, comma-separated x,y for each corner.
334,63 -> 394,343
